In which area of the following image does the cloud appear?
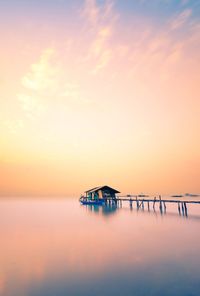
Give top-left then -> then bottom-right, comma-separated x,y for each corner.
17,46 -> 91,121
17,94 -> 44,120
4,119 -> 24,134
80,1 -> 195,79
169,9 -> 192,30
16,1 -> 200,122
21,48 -> 57,92
90,26 -> 113,73
17,48 -> 58,120
83,0 -> 100,26
82,0 -> 117,73
83,0 -> 115,27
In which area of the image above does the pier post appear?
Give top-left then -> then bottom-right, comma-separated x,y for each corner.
178,202 -> 181,215
136,197 -> 139,210
184,202 -> 188,217
159,196 -> 163,214
142,199 -> 144,211
153,197 -> 156,211
163,201 -> 167,213
181,202 -> 185,216
130,199 -> 133,209
147,201 -> 150,211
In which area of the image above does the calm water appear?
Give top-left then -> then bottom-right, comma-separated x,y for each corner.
0,198 -> 200,296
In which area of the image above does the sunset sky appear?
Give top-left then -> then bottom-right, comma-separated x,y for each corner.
0,0 -> 200,196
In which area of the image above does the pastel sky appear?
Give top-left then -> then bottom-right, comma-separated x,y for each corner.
0,0 -> 200,196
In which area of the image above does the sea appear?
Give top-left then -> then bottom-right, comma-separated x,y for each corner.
0,197 -> 200,296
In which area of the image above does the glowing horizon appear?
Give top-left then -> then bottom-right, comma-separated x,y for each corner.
0,0 -> 200,196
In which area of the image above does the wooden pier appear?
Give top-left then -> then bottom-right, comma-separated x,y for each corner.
81,186 -> 200,217
107,195 -> 200,216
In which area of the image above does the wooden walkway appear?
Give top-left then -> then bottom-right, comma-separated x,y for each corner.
109,195 -> 200,216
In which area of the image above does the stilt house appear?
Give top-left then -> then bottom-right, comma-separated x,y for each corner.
85,186 -> 120,200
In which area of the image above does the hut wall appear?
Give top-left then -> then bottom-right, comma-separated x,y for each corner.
98,190 -> 103,198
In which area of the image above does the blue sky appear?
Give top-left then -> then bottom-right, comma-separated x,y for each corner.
114,0 -> 200,24
0,0 -> 199,35
1,0 -> 200,19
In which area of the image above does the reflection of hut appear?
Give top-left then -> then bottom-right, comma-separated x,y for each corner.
85,186 -> 120,200
87,204 -> 118,217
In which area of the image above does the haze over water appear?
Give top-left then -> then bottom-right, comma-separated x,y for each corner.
0,198 -> 200,296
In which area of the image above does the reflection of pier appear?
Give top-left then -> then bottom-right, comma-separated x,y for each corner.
82,197 -> 200,219
114,196 -> 200,217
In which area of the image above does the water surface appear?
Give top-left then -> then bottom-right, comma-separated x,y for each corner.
0,198 -> 200,296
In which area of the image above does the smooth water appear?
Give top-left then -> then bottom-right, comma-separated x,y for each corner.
0,198 -> 200,296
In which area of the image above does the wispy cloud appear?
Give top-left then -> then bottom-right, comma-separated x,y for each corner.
18,48 -> 57,120
82,0 -> 117,74
83,0 -> 115,27
169,9 -> 192,30
4,119 -> 24,134
17,46 -> 91,120
18,0 -> 117,121
21,48 -> 57,92
17,0 -> 200,119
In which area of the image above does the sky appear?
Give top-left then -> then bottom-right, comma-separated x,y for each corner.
0,0 -> 200,197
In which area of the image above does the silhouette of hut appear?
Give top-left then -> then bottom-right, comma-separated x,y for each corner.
85,186 -> 120,200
